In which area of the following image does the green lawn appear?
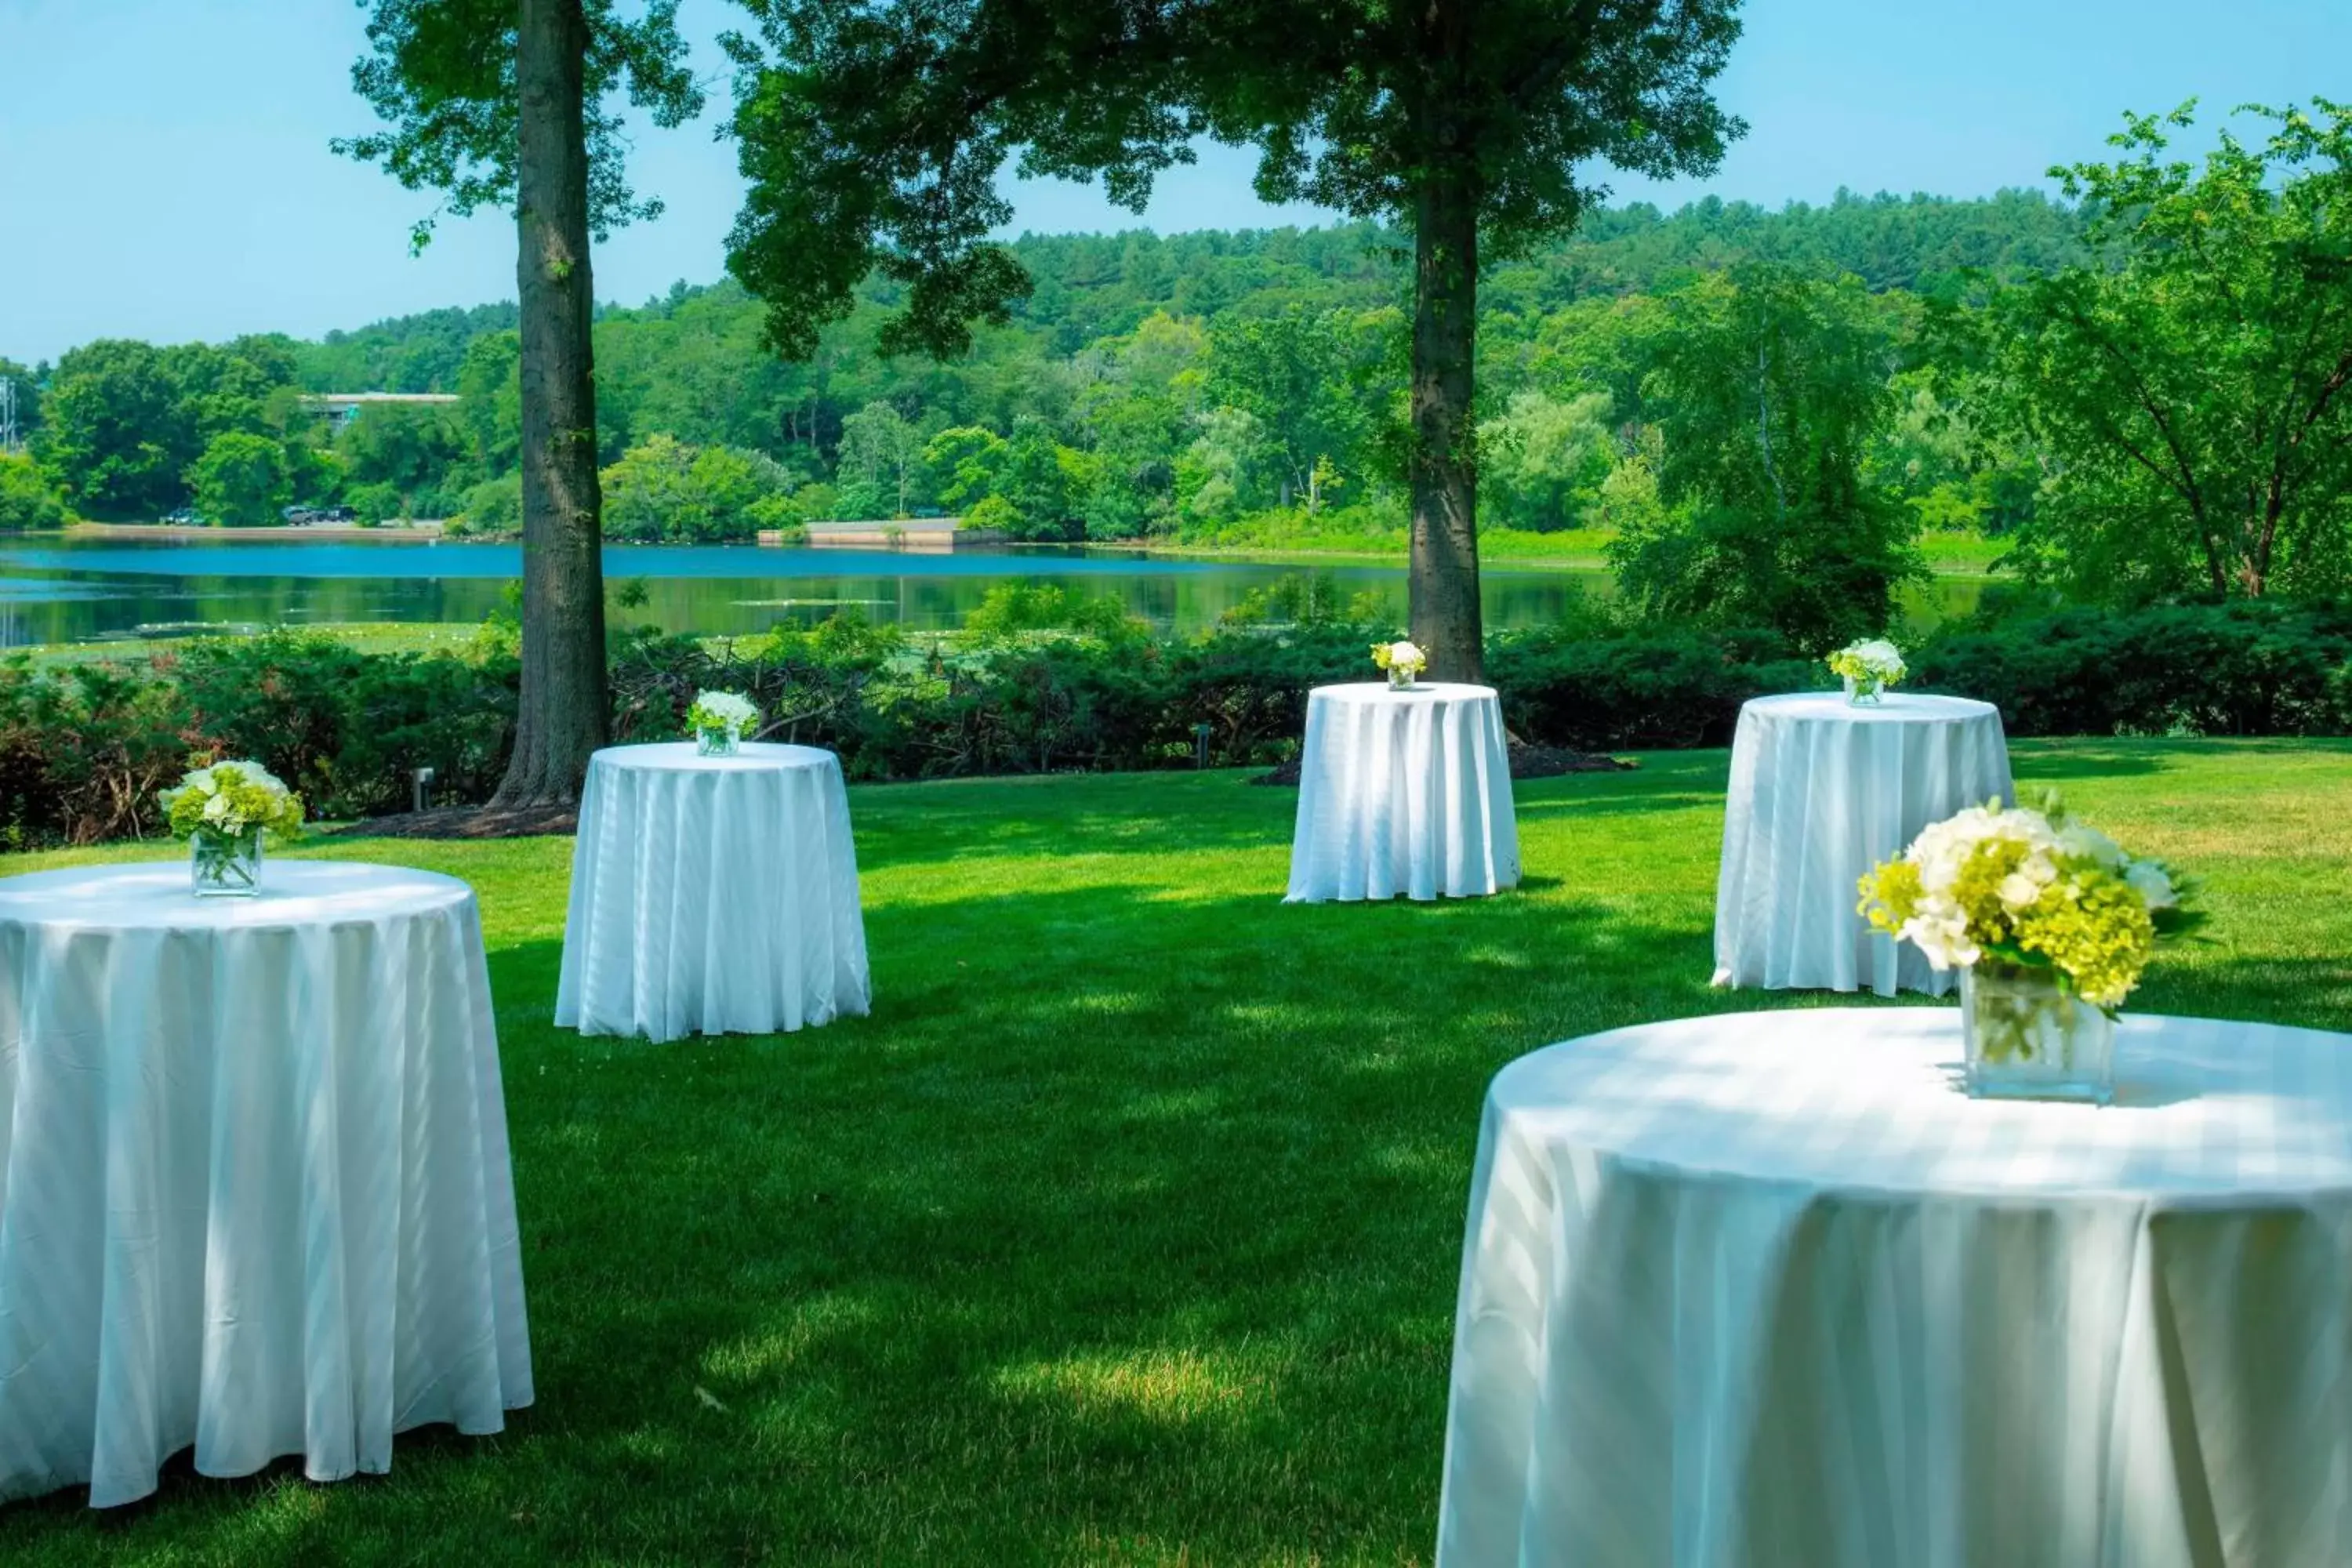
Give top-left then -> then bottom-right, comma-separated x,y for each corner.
6,739 -> 2350,1565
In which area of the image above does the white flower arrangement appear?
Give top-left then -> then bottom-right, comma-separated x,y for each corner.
162,760 -> 304,841
1370,640 -> 1427,684
1826,637 -> 1907,688
686,690 -> 760,740
1857,794 -> 2201,1011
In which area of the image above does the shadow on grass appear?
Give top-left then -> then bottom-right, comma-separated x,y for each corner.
2,867 -> 1831,1563
2012,735 -> 2352,783
19,741 -> 2340,1564
2135,953 -> 2352,1037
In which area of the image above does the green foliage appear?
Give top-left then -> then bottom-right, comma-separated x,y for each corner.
834,401 -> 928,518
1608,266 -> 1923,650
187,430 -> 289,527
0,601 -> 2342,845
34,336 -> 321,521
336,0 -> 703,249
454,472 -> 523,535
336,401 -> 468,493
923,425 -> 1007,512
1218,572 -> 1386,628
1941,100 -> 2352,602
346,480 -> 407,525
1478,390 -> 1617,532
49,193 -> 2105,559
718,0 -> 1743,358
1204,309 -> 1380,510
961,493 -> 1022,535
1915,599 -> 2352,738
0,455 -> 67,531
0,658 -> 191,844
169,630 -> 517,818
599,434 -> 799,543
960,583 -> 1144,641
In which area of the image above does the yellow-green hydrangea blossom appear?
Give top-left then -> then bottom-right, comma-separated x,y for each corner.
162,760 -> 305,840
1858,794 -> 2195,1011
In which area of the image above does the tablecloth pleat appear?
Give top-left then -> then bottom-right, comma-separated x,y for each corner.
1715,693 -> 2013,996
0,862 -> 531,1510
1437,1010 -> 2352,1567
1287,684 -> 1519,902
556,742 -> 870,1041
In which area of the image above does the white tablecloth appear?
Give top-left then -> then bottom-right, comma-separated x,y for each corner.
1714,691 -> 2011,995
557,742 -> 869,1041
1286,683 -> 1519,902
0,862 -> 532,1509
1439,1007 -> 2352,1568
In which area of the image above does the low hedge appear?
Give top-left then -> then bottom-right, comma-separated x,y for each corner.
1,600 -> 2344,846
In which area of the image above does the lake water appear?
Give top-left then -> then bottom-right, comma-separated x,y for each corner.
0,535 -> 1981,646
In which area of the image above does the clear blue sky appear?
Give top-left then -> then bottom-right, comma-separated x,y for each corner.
0,0 -> 2343,366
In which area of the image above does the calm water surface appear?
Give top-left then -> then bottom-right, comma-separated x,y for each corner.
0,535 -> 1980,645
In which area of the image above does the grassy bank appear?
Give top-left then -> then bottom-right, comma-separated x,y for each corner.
5,739 -> 2347,1564
1113,523 -> 2005,576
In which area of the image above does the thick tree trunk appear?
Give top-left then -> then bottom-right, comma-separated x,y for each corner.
493,0 -> 608,810
1410,162 -> 1483,684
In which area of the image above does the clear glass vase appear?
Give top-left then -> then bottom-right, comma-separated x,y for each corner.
1843,673 -> 1885,706
1387,666 -> 1420,691
695,727 -> 742,757
1960,957 -> 2116,1104
191,826 -> 264,898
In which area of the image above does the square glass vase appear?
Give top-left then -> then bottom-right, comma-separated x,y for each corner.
695,727 -> 742,758
1387,666 -> 1421,691
191,827 -> 264,898
1960,958 -> 2116,1105
1843,673 -> 1886,706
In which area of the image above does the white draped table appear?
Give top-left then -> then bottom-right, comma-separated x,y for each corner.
1714,691 -> 2011,995
1439,1007 -> 2352,1568
557,742 -> 869,1042
0,862 -> 532,1509
1286,682 -> 1519,903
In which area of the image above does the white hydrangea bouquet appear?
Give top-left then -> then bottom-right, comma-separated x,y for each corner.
1826,637 -> 1906,706
1370,639 -> 1427,691
687,690 -> 760,757
1858,793 -> 2202,1102
162,760 -> 304,898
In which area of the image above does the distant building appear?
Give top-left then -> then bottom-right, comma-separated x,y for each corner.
772,518 -> 1007,552
302,393 -> 462,432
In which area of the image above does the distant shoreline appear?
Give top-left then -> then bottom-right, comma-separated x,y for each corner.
63,521 -> 447,541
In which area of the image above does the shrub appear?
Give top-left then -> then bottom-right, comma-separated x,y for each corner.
453,474 -> 521,535
1914,600 -> 2352,738
0,455 -> 67,531
1491,626 -> 1817,750
0,601 -> 2341,848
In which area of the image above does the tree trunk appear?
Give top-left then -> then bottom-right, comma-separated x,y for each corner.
493,0 -> 609,809
1410,160 -> 1483,683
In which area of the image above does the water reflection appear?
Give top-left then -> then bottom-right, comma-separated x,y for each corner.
0,535 -> 1983,646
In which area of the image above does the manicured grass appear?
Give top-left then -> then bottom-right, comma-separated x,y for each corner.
5,739 -> 2349,1564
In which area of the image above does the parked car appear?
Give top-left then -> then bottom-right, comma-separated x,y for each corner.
162,508 -> 203,525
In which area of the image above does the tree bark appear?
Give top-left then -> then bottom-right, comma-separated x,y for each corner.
1409,158 -> 1483,683
494,0 -> 609,810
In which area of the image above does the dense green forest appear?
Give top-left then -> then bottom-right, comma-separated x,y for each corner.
6,102 -> 2347,651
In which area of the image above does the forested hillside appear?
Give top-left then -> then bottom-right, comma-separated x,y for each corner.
289,189 -> 2085,396
9,100 -> 2347,650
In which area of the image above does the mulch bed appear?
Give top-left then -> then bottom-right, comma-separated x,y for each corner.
332,804 -> 579,840
1250,739 -> 1633,787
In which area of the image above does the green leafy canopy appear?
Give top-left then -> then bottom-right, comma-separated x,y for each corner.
718,0 -> 1746,361
336,0 -> 706,251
